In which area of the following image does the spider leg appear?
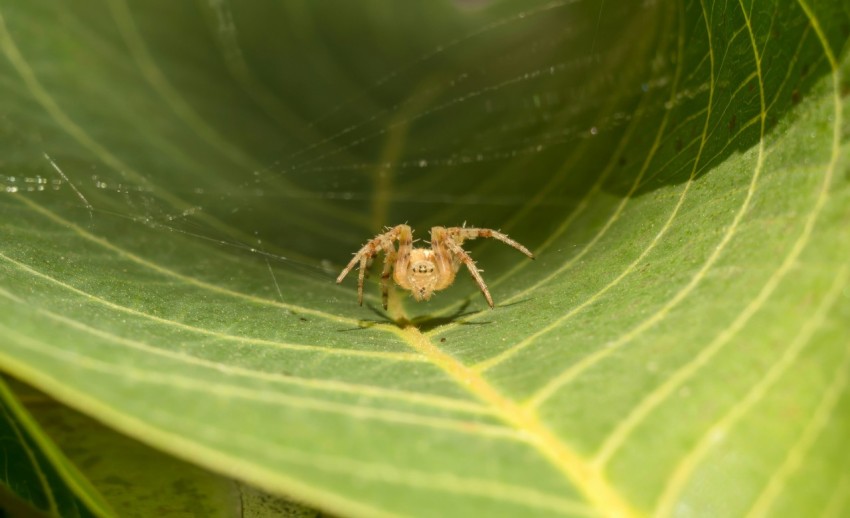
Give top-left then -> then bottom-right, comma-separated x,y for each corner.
445,227 -> 534,258
356,254 -> 369,305
337,225 -> 409,306
336,247 -> 373,306
442,238 -> 494,308
337,250 -> 367,285
380,249 -> 397,309
393,224 -> 413,289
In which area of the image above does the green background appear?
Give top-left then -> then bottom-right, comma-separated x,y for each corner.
1,0 -> 849,516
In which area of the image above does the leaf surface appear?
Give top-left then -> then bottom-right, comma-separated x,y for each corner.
0,1 -> 849,516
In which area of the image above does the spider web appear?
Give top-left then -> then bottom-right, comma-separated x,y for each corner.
1,0 -> 656,307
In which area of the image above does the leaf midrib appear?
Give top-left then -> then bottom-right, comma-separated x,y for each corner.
392,312 -> 636,516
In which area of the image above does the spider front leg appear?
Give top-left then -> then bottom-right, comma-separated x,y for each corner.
445,226 -> 534,259
440,236 -> 495,308
335,246 -> 373,306
337,224 -> 409,307
434,225 -> 534,308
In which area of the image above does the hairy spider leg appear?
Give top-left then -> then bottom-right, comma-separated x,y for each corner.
356,253 -> 369,305
445,227 -> 535,259
434,226 -> 534,308
377,248 -> 395,309
337,224 -> 411,306
446,232 -> 493,309
392,224 -> 414,291
429,226 -> 460,290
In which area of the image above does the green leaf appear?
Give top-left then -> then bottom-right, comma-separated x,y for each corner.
2,378 -> 314,518
0,377 -> 112,517
1,0 -> 849,517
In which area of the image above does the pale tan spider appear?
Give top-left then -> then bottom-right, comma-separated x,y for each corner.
336,224 -> 534,309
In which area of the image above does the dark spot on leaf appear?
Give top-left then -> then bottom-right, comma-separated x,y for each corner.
728,114 -> 737,132
791,89 -> 801,105
440,337 -> 446,343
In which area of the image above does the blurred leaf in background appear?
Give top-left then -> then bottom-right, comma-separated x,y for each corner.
0,377 -> 110,517
0,0 -> 848,516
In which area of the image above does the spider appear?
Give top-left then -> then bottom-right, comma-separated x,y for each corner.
336,224 -> 534,309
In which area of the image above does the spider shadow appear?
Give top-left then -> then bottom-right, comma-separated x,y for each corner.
404,300 -> 495,332
337,299 -> 494,332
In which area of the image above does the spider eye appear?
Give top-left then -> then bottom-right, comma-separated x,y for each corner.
411,262 -> 436,275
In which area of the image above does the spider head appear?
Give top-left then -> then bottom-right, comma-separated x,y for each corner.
407,250 -> 440,301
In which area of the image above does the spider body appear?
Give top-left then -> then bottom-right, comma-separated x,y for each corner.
337,224 -> 533,309
401,249 -> 441,301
